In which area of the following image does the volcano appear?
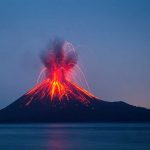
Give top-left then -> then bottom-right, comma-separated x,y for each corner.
0,39 -> 150,123
0,83 -> 150,123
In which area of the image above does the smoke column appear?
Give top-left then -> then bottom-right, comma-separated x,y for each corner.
40,39 -> 78,82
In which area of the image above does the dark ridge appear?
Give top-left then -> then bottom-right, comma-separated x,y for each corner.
0,80 -> 150,123
0,97 -> 150,123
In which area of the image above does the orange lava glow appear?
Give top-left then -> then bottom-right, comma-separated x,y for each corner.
25,68 -> 96,106
25,40 -> 97,106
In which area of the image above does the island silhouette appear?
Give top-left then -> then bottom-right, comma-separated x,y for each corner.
0,39 -> 150,123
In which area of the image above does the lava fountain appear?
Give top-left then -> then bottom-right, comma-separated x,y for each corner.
25,39 -> 96,106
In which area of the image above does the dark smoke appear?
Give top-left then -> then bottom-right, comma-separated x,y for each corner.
40,38 -> 78,79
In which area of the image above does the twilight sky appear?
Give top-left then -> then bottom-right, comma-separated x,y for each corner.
0,0 -> 150,109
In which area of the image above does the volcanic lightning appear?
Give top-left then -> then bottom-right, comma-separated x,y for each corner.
25,39 -> 96,106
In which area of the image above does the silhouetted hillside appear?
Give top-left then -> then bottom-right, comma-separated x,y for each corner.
0,95 -> 150,123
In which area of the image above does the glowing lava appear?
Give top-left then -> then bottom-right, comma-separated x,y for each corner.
25,39 -> 97,106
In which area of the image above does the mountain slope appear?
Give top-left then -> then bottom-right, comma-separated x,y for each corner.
0,97 -> 150,123
0,80 -> 150,123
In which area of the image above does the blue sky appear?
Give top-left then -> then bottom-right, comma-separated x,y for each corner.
0,0 -> 150,108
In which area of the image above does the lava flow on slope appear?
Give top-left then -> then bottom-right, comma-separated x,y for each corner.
24,39 -> 97,107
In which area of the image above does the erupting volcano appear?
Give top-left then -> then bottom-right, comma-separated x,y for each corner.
1,39 -> 150,123
25,39 -> 97,107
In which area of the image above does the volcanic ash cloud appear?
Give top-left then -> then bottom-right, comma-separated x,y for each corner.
40,39 -> 78,81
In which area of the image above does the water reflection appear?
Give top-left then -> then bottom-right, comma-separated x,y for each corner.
46,124 -> 71,150
0,124 -> 150,150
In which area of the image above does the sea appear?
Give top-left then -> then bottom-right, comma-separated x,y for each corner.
0,123 -> 150,150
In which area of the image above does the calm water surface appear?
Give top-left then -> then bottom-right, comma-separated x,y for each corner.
0,123 -> 150,150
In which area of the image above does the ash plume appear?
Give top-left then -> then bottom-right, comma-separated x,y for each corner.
40,38 -> 78,80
